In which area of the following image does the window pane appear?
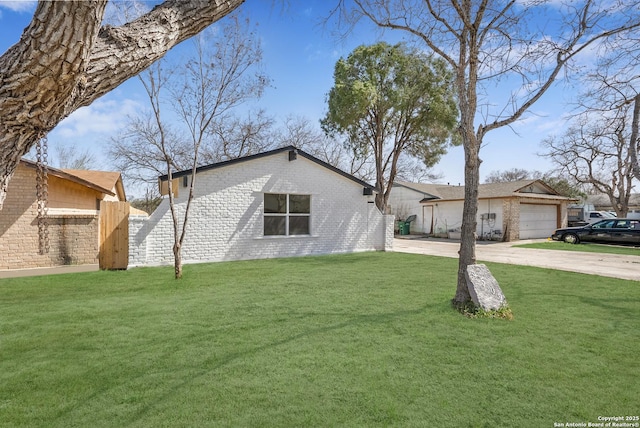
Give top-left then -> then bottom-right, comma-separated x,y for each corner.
264,216 -> 286,235
289,195 -> 310,214
289,215 -> 310,235
265,194 -> 287,213
593,220 -> 615,229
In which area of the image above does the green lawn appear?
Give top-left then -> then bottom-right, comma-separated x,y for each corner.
516,240 -> 640,256
1,252 -> 638,427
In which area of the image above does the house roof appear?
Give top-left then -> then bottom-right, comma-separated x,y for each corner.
395,179 -> 567,202
62,169 -> 126,201
21,159 -> 124,199
158,145 -> 377,191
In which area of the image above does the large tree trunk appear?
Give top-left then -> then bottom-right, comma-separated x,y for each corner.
452,33 -> 481,306
0,0 -> 245,209
454,138 -> 481,304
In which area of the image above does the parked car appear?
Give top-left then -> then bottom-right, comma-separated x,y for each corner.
551,218 -> 640,245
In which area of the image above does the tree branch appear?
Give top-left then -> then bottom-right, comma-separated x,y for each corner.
78,0 -> 245,109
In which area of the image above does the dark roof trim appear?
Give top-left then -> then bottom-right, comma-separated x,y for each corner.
158,145 -> 378,191
419,196 -> 439,203
393,181 -> 440,200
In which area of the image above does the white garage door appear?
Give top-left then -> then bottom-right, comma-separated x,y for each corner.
520,204 -> 557,239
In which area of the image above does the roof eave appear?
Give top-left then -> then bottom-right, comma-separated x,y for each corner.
21,159 -> 115,196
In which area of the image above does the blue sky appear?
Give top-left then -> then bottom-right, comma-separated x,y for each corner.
0,0 -> 573,191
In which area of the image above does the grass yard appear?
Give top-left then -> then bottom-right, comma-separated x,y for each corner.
516,240 -> 640,256
0,252 -> 638,427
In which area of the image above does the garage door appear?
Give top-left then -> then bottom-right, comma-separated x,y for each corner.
520,204 -> 557,239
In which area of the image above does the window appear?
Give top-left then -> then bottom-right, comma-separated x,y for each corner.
592,220 -> 616,229
264,193 -> 310,236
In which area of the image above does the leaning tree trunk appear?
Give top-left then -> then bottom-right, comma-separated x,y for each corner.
0,0 -> 245,209
454,137 -> 481,304
0,1 -> 106,209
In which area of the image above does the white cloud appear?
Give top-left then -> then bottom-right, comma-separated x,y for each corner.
53,98 -> 142,139
0,0 -> 36,13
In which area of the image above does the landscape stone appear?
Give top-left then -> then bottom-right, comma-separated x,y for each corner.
465,264 -> 508,311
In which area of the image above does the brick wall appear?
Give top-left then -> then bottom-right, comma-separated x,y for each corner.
502,199 -> 519,241
129,152 -> 394,267
0,165 -> 99,270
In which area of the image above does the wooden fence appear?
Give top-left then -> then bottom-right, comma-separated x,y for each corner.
99,201 -> 130,270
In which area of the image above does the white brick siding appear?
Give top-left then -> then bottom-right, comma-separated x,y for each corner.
129,151 -> 394,267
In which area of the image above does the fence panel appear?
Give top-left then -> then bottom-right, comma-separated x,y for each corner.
99,201 -> 129,270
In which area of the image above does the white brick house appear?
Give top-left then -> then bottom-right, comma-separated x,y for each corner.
129,146 -> 394,267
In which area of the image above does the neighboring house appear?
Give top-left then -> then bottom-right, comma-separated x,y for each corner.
0,159 -> 126,270
585,193 -> 640,219
129,146 -> 394,267
389,180 -> 576,241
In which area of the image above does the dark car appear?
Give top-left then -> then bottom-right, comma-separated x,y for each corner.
551,218 -> 640,245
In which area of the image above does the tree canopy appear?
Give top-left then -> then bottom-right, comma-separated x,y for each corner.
321,42 -> 458,211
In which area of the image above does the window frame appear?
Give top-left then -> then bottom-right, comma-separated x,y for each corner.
263,193 -> 311,237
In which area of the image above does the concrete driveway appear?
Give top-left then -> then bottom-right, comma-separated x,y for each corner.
392,237 -> 640,282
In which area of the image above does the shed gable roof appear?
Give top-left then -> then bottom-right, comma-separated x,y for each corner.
20,159 -> 122,198
62,169 -> 125,200
158,146 -> 377,191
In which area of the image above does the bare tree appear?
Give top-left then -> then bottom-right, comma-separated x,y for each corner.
336,0 -> 640,307
109,112 -> 191,186
279,115 -> 376,181
0,0 -> 245,209
52,142 -> 99,170
110,13 -> 268,279
204,110 -> 277,164
27,141 -> 100,170
278,115 -> 444,185
571,44 -> 640,183
484,168 -> 541,184
136,62 -> 188,279
129,185 -> 163,215
543,111 -> 636,217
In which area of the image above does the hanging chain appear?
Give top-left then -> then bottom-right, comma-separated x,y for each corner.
36,135 -> 50,254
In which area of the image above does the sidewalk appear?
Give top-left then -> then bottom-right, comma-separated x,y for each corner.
0,264 -> 99,279
392,237 -> 640,281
